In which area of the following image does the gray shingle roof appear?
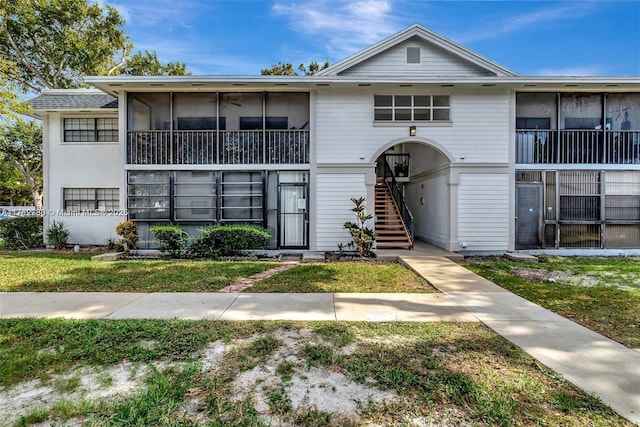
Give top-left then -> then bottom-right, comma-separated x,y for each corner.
29,93 -> 118,110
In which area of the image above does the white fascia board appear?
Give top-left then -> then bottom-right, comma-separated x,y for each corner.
84,75 -> 640,95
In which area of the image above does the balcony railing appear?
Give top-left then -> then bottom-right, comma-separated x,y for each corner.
127,130 -> 309,165
516,130 -> 640,164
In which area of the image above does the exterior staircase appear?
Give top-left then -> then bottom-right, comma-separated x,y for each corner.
375,178 -> 412,249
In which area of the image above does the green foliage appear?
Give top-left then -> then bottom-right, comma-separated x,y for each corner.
150,224 -> 189,258
46,221 -> 70,250
261,60 -> 330,76
0,58 -> 31,120
0,216 -> 43,249
0,119 -> 43,209
342,197 -> 377,257
118,50 -> 191,76
197,224 -> 271,257
115,220 -> 138,252
0,0 -> 131,91
0,151 -> 31,206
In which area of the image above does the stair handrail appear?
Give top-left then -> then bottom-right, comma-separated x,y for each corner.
383,161 -> 414,245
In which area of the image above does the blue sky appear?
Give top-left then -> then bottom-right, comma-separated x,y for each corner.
107,0 -> 640,76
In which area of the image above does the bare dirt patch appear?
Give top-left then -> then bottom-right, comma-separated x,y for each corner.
1,329 -> 396,426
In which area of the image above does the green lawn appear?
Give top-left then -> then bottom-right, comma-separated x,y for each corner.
0,252 -> 277,292
0,319 -> 630,426
247,262 -> 434,293
465,256 -> 640,349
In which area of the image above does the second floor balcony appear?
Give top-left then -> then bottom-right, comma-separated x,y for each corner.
127,129 -> 309,165
126,91 -> 310,166
516,130 -> 640,164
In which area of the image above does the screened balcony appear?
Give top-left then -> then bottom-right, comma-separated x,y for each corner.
516,93 -> 640,164
126,92 -> 310,165
515,129 -> 640,164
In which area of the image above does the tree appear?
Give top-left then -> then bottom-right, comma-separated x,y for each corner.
0,59 -> 30,120
0,0 -> 132,91
0,119 -> 43,209
119,50 -> 191,76
0,152 -> 31,206
261,60 -> 330,76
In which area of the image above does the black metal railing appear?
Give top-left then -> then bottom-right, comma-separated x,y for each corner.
127,130 -> 309,165
516,130 -> 640,164
384,153 -> 410,178
384,161 -> 414,245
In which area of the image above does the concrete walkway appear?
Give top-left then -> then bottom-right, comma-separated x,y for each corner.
1,253 -> 639,424
400,256 -> 640,426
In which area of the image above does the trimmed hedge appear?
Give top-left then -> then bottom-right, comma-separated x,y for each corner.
195,224 -> 271,257
150,224 -> 190,258
0,216 -> 43,249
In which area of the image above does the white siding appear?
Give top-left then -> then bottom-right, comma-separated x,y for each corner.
458,174 -> 509,251
315,88 -> 511,164
45,112 -> 124,245
340,37 -> 494,77
315,173 -> 367,251
406,173 -> 449,248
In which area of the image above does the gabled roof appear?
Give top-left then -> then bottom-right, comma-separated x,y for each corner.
29,89 -> 118,111
317,24 -> 519,77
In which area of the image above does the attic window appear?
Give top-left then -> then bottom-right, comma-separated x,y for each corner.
407,47 -> 420,64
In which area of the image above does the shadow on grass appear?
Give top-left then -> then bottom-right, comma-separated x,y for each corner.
0,252 -> 277,292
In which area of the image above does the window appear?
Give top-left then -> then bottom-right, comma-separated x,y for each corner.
63,118 -> 118,142
63,188 -> 119,211
406,47 -> 420,64
374,95 -> 450,122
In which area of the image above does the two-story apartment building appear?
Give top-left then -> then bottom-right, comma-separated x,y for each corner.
30,24 -> 640,253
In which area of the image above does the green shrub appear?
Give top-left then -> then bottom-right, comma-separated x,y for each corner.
342,197 -> 376,257
0,216 -> 43,249
191,224 -> 271,257
187,231 -> 219,259
46,220 -> 70,249
115,220 -> 138,252
150,224 -> 189,258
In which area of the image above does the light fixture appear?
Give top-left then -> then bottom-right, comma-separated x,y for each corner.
409,126 -> 416,137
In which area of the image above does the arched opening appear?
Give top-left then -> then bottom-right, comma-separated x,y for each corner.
373,138 -> 453,250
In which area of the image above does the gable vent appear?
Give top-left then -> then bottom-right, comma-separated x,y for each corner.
407,47 -> 420,64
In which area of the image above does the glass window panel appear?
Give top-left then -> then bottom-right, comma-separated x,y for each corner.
414,109 -> 431,121
395,96 -> 411,107
414,96 -> 430,107
433,96 -> 450,107
433,109 -> 450,121
374,95 -> 392,107
374,109 -> 392,121
394,109 -> 412,121
374,109 -> 393,120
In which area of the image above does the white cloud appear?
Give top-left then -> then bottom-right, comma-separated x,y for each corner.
534,65 -> 608,77
273,0 -> 400,57
454,2 -> 598,44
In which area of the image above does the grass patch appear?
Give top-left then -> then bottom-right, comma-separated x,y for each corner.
464,256 -> 640,348
0,319 -> 630,426
247,262 -> 434,293
0,251 -> 277,292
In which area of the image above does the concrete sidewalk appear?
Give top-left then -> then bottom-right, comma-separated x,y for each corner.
0,291 -> 476,322
400,256 -> 640,426
1,254 -> 639,424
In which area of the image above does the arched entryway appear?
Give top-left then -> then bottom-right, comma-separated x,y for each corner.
372,137 -> 454,250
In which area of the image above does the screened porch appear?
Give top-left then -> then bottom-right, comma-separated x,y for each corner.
126,92 -> 310,165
